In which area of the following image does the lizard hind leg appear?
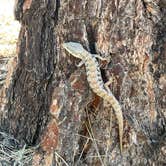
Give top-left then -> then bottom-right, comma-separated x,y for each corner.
103,78 -> 114,107
104,77 -> 114,93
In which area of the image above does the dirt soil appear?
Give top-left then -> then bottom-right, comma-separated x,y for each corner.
0,0 -> 20,58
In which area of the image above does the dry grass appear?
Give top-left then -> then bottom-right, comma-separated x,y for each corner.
0,132 -> 38,166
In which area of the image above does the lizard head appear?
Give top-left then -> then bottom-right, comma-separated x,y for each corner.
63,42 -> 86,59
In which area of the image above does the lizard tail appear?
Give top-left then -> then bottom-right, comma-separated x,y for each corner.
107,94 -> 123,153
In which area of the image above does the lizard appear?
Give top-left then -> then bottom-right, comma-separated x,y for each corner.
63,42 -> 123,152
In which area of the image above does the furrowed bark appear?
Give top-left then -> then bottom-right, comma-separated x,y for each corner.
0,0 -> 165,165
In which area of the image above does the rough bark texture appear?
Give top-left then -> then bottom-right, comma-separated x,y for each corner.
0,0 -> 166,165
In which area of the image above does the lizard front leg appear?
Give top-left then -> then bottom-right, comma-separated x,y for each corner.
76,60 -> 85,67
93,54 -> 108,61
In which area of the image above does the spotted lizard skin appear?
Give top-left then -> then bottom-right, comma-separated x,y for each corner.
63,42 -> 123,152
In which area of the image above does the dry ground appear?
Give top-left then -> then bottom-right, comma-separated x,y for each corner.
0,0 -> 20,57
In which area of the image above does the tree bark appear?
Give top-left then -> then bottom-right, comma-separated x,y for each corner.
0,0 -> 165,165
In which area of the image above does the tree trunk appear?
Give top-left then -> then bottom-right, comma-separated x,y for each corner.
0,0 -> 165,165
